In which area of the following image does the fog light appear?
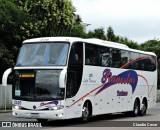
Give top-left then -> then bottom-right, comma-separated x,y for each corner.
13,112 -> 17,116
58,113 -> 63,117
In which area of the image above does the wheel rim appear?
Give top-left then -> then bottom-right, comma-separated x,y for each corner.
134,101 -> 139,115
82,106 -> 89,121
141,102 -> 146,114
134,105 -> 138,114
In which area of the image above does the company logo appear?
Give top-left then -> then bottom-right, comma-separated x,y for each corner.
33,105 -> 36,109
39,100 -> 59,108
95,69 -> 138,95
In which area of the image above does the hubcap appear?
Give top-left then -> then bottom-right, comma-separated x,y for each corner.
134,104 -> 139,114
141,103 -> 146,113
82,107 -> 89,120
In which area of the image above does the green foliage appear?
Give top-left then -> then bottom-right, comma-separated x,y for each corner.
0,43 -> 14,67
106,26 -> 116,41
140,39 -> 160,56
0,43 -> 14,83
70,24 -> 87,38
75,14 -> 82,24
87,27 -> 106,40
13,0 -> 76,37
117,36 -> 140,49
0,0 -> 30,47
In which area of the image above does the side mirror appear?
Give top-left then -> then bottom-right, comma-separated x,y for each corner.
59,68 -> 67,88
2,68 -> 12,86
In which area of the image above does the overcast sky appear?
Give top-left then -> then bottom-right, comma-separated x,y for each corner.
72,0 -> 160,43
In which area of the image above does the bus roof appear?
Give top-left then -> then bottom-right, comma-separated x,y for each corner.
23,37 -> 156,57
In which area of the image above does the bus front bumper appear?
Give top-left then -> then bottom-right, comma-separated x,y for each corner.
12,109 -> 65,120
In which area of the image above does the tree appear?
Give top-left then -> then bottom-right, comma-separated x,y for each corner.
87,30 -> 95,38
0,0 -> 30,48
118,37 -> 139,49
140,39 -> 160,54
75,14 -> 82,24
106,26 -> 116,41
70,24 -> 87,38
94,28 -> 106,40
87,27 -> 106,40
13,0 -> 76,37
0,43 -> 14,84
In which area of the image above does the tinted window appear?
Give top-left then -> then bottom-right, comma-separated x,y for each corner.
67,42 -> 83,98
13,70 -> 64,101
84,43 -> 157,72
126,52 -> 139,70
139,54 -> 156,71
85,44 -> 98,65
69,43 -> 83,65
98,46 -> 111,67
121,50 -> 130,67
111,48 -> 121,68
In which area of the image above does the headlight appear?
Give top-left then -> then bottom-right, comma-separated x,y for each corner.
12,105 -> 22,110
49,105 -> 64,110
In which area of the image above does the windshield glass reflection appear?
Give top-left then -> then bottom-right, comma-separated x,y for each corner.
16,42 -> 69,66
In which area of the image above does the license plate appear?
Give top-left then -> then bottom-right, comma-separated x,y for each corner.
31,113 -> 39,118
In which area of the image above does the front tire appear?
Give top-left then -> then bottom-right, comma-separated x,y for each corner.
81,102 -> 91,122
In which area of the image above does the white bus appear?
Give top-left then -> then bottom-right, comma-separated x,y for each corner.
3,37 -> 157,122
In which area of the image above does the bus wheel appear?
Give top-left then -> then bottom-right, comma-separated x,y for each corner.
81,102 -> 91,122
132,100 -> 140,117
139,100 -> 147,116
37,119 -> 48,123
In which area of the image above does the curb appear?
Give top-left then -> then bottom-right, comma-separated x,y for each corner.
0,110 -> 12,113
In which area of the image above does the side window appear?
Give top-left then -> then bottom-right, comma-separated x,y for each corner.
121,50 -> 130,68
98,46 -> 111,67
126,52 -> 139,70
111,48 -> 121,68
85,44 -> 98,66
69,43 -> 83,65
139,54 -> 148,71
150,56 -> 157,71
139,54 -> 156,71
148,58 -> 156,71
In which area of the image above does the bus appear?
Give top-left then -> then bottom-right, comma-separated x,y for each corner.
3,37 -> 157,122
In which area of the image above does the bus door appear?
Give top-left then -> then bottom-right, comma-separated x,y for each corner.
65,42 -> 84,119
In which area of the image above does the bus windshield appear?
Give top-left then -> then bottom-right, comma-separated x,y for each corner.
16,42 -> 69,66
13,70 -> 65,101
